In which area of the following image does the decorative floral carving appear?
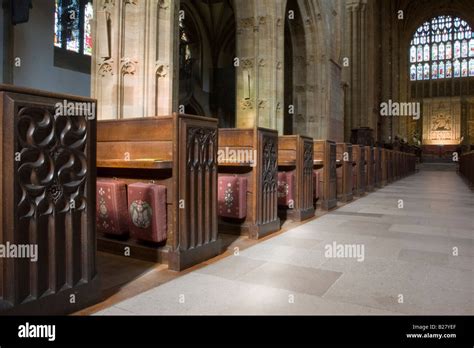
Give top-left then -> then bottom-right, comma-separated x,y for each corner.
158,0 -> 169,9
98,59 -> 114,77
102,0 -> 115,9
16,106 -> 88,218
239,17 -> 254,29
240,99 -> 253,111
241,58 -> 253,69
121,58 -> 138,75
156,64 -> 169,78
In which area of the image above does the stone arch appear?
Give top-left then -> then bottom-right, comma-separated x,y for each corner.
179,0 -> 237,126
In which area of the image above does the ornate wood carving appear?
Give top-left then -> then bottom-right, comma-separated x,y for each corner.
180,126 -> 218,250
1,86 -> 98,315
259,133 -> 278,226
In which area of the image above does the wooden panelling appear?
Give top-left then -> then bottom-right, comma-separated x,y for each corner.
352,145 -> 366,196
278,135 -> 315,221
336,143 -> 353,202
313,140 -> 337,210
365,146 -> 375,192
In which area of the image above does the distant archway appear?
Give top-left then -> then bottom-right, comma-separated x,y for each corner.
179,0 -> 236,127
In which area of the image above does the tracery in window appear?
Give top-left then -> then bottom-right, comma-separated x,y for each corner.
409,16 -> 473,81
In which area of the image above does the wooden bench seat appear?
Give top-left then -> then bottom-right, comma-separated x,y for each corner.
218,128 -> 280,239
313,140 -> 337,210
336,143 -> 353,202
96,113 -> 221,271
278,135 -> 315,221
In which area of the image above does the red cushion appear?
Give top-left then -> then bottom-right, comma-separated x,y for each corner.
96,179 -> 129,236
278,171 -> 296,207
127,183 -> 167,243
218,175 -> 247,219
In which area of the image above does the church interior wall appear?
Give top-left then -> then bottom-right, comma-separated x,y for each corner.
12,0 -> 91,96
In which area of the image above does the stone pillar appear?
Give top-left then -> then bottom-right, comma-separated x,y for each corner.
234,0 -> 285,132
92,0 -> 178,120
344,0 -> 369,136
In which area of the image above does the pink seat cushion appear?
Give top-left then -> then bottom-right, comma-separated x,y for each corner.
96,179 -> 129,237
127,183 -> 167,243
278,171 -> 296,207
218,175 -> 247,219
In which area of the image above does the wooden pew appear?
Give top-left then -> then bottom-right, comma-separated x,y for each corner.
374,147 -> 382,188
313,140 -> 337,210
408,153 -> 416,174
387,150 -> 394,183
459,151 -> 474,188
218,128 -> 280,239
96,114 -> 221,271
278,135 -> 315,221
0,84 -> 99,315
336,143 -> 354,202
352,145 -> 366,196
365,146 -> 375,191
381,148 -> 388,186
395,151 -> 401,180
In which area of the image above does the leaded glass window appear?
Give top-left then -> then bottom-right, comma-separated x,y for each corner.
409,16 -> 473,81
54,0 -> 93,56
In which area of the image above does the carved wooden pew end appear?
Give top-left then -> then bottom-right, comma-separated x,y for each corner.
0,84 -> 100,315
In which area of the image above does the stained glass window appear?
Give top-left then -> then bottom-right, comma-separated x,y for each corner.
432,62 -> 438,79
446,61 -> 453,78
83,2 -> 93,56
54,0 -> 93,56
409,16 -> 473,81
461,59 -> 468,77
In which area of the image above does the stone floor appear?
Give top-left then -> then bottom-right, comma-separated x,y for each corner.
96,164 -> 474,315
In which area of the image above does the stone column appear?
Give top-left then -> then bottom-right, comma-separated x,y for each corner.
92,0 -> 178,120
234,0 -> 285,132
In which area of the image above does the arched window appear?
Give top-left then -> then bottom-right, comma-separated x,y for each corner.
409,16 -> 474,81
54,0 -> 93,73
